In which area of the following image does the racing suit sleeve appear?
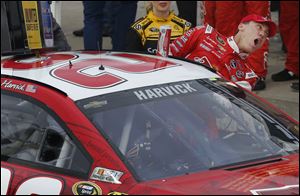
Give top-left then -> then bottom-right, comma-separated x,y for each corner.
125,28 -> 144,52
170,26 -> 205,58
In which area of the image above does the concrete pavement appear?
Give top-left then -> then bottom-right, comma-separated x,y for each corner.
59,1 -> 299,121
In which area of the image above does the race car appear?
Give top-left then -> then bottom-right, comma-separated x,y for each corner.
1,51 -> 299,195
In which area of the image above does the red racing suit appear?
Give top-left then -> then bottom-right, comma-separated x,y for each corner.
204,1 -> 271,78
280,1 -> 299,76
170,25 -> 258,90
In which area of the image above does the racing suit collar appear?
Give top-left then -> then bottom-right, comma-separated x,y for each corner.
148,10 -> 174,22
227,36 -> 249,59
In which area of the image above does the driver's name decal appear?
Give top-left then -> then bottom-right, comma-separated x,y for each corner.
1,80 -> 26,91
1,80 -> 37,93
134,83 -> 197,100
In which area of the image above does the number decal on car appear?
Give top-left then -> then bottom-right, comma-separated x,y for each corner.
1,167 -> 63,195
1,168 -> 12,195
51,53 -> 179,89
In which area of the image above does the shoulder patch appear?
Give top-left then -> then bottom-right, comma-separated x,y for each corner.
205,25 -> 213,34
132,17 -> 151,30
171,14 -> 191,30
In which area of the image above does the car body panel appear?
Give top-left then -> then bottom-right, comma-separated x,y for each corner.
1,52 -> 219,101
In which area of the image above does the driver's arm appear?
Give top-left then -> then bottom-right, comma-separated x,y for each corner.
169,26 -> 206,58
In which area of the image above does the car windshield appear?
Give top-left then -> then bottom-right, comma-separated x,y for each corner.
77,79 -> 299,181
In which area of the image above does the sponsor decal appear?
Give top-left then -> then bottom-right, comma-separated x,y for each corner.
174,25 -> 180,30
209,77 -> 218,81
176,40 -> 183,48
236,70 -> 245,78
216,35 -> 226,46
147,47 -> 157,54
25,84 -> 38,93
194,56 -> 213,68
170,44 -> 179,53
239,53 -> 248,59
200,43 -> 211,52
203,40 -> 214,48
231,75 -> 237,82
217,44 -> 226,52
180,36 -> 188,43
230,59 -> 237,69
185,29 -> 194,37
149,27 -> 159,32
206,36 -> 217,45
134,83 -> 197,101
185,21 -> 192,27
225,63 -> 231,71
245,71 -> 257,79
1,80 -> 38,93
83,100 -> 108,109
108,191 -> 128,195
72,181 -> 102,195
90,167 -> 123,184
205,25 -> 213,34
134,24 -> 142,30
235,81 -> 251,90
211,51 -> 221,59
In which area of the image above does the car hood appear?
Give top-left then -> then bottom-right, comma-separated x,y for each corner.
133,154 -> 299,195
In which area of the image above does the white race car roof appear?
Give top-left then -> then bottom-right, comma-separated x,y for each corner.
1,51 -> 219,101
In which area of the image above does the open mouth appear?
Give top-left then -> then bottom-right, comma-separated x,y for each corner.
254,38 -> 259,46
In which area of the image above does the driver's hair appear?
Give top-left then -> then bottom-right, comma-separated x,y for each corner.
146,1 -> 153,13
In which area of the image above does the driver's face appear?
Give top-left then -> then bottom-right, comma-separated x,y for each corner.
151,1 -> 171,13
239,21 -> 269,53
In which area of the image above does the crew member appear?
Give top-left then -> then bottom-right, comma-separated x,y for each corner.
170,14 -> 277,91
126,1 -> 191,54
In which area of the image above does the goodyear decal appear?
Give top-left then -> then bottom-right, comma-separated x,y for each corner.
21,1 -> 42,49
108,191 -> 128,195
134,83 -> 197,101
72,181 -> 102,195
216,35 -> 226,46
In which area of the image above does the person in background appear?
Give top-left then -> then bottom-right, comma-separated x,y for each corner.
125,1 -> 191,54
204,1 -> 271,91
46,1 -> 71,51
73,2 -> 113,37
83,1 -> 137,51
1,1 -> 70,53
176,1 -> 197,27
170,14 -> 277,91
52,16 -> 71,51
271,1 -> 299,91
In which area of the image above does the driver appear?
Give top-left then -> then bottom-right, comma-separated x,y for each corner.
170,14 -> 277,91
